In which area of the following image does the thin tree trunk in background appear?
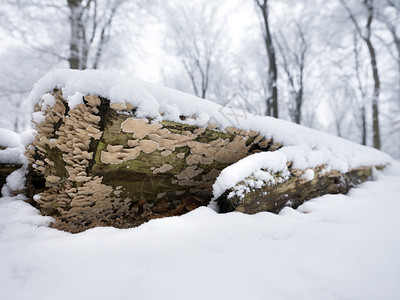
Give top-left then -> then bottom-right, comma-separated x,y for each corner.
67,0 -> 82,70
92,27 -> 107,70
340,0 -> 381,149
364,0 -> 381,149
361,106 -> 367,145
366,38 -> 381,149
92,2 -> 119,70
275,23 -> 306,124
295,87 -> 303,124
391,34 -> 400,98
388,28 -> 400,102
353,32 -> 367,145
386,0 -> 400,101
295,28 -> 306,124
256,0 -> 278,118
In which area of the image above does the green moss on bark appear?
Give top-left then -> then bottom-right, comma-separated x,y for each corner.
161,120 -> 198,133
46,145 -> 68,178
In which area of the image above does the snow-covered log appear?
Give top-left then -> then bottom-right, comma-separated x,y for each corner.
211,151 -> 379,214
26,90 -> 273,232
25,70 -> 392,233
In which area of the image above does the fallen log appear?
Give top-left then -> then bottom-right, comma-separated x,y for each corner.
26,90 -> 278,232
25,70 -> 392,233
213,163 -> 378,214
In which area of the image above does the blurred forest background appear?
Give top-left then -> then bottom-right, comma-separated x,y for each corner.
0,0 -> 399,158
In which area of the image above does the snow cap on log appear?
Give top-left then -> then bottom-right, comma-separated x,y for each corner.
27,69 -> 392,173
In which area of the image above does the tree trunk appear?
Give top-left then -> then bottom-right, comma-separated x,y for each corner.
365,38 -> 381,149
67,0 -> 83,70
353,33 -> 367,145
361,105 -> 367,145
257,0 -> 278,118
295,87 -> 303,124
393,36 -> 400,99
381,10 -> 400,102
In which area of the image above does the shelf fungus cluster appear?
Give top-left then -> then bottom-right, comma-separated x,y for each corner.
26,90 -> 286,232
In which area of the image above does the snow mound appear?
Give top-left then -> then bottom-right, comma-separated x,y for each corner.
212,151 -> 289,200
28,69 -> 392,175
1,167 -> 26,197
0,128 -> 25,164
0,128 -> 21,148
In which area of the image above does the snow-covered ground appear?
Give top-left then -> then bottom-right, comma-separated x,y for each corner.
1,162 -> 400,300
0,69 -> 397,299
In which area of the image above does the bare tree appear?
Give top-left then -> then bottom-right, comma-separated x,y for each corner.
275,23 -> 307,124
1,0 -> 125,70
254,0 -> 278,118
326,77 -> 358,139
67,0 -> 125,70
0,44 -> 58,132
377,0 -> 400,99
163,1 -> 227,99
0,0 -> 135,131
339,0 -> 381,149
353,32 -> 368,145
